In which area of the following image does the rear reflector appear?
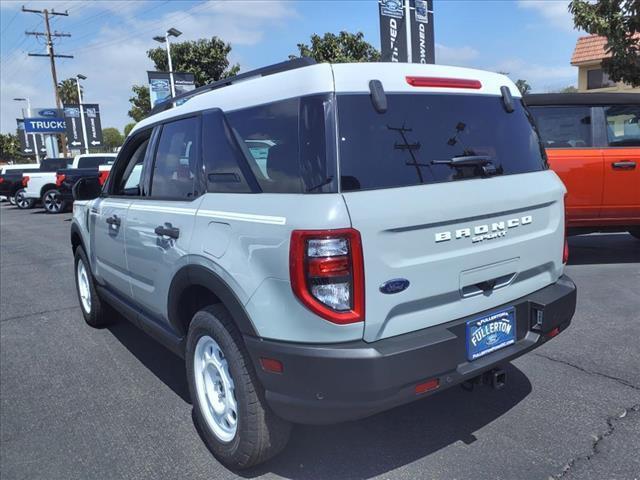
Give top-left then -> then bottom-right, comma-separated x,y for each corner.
55,173 -> 65,187
260,357 -> 283,374
546,327 -> 560,338
406,76 -> 482,89
21,176 -> 29,187
415,378 -> 440,394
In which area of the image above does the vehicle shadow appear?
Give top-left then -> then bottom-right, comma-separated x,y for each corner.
106,319 -> 190,402
567,233 -> 640,265
106,315 -> 532,480
243,364 -> 531,480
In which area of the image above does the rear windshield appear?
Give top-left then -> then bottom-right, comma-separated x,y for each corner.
337,93 -> 547,191
77,156 -> 115,168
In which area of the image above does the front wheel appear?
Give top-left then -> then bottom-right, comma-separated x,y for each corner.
629,228 -> 640,240
186,305 -> 291,469
14,189 -> 35,209
42,189 -> 67,214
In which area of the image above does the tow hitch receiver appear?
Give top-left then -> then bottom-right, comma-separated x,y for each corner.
461,368 -> 507,391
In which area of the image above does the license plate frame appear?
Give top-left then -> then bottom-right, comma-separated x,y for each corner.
466,307 -> 516,361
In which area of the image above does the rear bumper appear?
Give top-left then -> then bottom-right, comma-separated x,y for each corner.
244,275 -> 577,425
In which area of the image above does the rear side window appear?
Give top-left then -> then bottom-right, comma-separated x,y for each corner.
529,106 -> 592,148
226,95 -> 336,193
338,94 -> 547,191
150,116 -> 200,199
605,104 -> 640,147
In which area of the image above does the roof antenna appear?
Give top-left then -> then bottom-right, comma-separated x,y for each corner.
369,80 -> 387,113
500,86 -> 514,113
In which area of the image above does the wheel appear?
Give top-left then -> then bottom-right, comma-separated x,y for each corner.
42,189 -> 68,214
14,189 -> 35,209
186,305 -> 291,469
8,195 -> 16,205
629,227 -> 640,240
74,247 -> 113,327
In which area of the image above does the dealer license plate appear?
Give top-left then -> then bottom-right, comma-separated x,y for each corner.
466,307 -> 516,361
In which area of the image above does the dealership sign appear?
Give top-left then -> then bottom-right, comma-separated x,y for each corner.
379,0 -> 434,64
16,119 -> 46,155
63,104 -> 103,148
23,117 -> 66,133
148,71 -> 196,107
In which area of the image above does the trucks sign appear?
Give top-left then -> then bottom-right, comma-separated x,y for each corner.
23,117 -> 67,134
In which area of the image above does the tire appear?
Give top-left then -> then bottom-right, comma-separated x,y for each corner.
629,228 -> 640,240
74,247 -> 113,327
42,188 -> 68,214
186,305 -> 291,469
8,195 -> 16,205
14,189 -> 35,209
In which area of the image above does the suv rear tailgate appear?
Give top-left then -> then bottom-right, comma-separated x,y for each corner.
343,170 -> 566,342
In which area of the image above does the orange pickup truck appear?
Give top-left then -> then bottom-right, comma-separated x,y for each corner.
526,93 -> 639,238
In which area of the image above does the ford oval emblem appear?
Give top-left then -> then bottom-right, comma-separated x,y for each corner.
379,278 -> 410,294
38,109 -> 57,117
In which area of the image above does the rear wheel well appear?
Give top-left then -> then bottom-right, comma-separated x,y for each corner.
40,183 -> 57,199
71,230 -> 82,253
175,285 -> 222,336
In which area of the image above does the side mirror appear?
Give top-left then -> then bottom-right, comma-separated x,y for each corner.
72,177 -> 102,201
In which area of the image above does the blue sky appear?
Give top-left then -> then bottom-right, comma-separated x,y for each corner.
0,0 -> 584,134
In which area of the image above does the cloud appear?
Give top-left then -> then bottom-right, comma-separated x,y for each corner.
1,0 -> 298,134
518,0 -> 576,32
492,58 -> 577,91
435,43 -> 480,66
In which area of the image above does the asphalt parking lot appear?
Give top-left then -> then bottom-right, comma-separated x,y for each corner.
1,202 -> 639,480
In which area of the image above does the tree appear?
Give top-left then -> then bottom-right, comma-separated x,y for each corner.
569,0 -> 640,87
147,36 -> 240,87
102,127 -> 124,151
57,78 -> 81,105
128,85 -> 150,122
515,79 -> 532,95
558,85 -> 579,93
124,122 -> 136,137
292,31 -> 380,63
0,133 -> 21,163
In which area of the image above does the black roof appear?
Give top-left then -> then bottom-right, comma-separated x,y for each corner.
524,93 -> 639,106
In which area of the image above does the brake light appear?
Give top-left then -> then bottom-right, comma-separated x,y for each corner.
290,228 -> 364,324
406,76 -> 482,89
55,173 -> 65,187
98,170 -> 109,186
0,177 -> 4,184
22,176 -> 29,187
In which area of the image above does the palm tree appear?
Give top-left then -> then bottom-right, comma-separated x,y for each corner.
57,78 -> 82,105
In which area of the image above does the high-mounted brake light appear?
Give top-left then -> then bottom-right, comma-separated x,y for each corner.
55,173 -> 65,187
98,170 -> 110,186
406,76 -> 482,89
290,228 -> 364,324
22,176 -> 30,187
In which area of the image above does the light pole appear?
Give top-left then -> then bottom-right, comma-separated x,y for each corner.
13,97 -> 40,162
153,27 -> 182,98
75,74 -> 89,154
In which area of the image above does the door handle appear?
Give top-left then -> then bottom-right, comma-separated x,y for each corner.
612,161 -> 636,170
155,223 -> 180,239
105,215 -> 121,227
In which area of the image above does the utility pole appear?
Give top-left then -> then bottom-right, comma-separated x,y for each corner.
23,6 -> 73,157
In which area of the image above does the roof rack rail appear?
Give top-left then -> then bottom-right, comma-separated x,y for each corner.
148,57 -> 317,116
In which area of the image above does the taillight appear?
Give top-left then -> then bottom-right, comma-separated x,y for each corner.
0,177 -> 4,184
406,76 -> 482,89
22,176 -> 29,187
290,228 -> 364,324
55,173 -> 65,187
98,170 -> 109,186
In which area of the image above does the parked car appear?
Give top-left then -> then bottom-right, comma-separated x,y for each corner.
0,165 -> 39,207
526,93 -> 640,238
6,159 -> 69,209
55,154 -> 116,210
23,154 -> 113,213
71,59 -> 577,469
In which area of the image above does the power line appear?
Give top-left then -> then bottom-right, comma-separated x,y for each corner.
22,6 -> 73,157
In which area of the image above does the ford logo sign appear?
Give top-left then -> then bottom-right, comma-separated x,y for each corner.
38,109 -> 58,117
379,278 -> 410,294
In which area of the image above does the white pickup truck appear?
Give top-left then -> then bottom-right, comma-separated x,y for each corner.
23,153 -> 115,213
